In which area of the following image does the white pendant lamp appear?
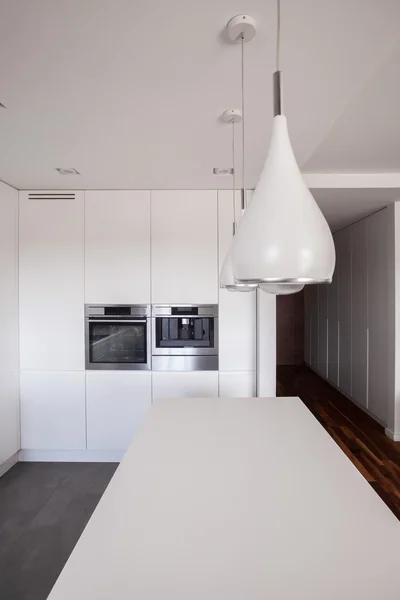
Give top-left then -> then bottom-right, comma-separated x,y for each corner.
260,283 -> 304,295
219,109 -> 256,293
230,1 -> 335,288
220,251 -> 256,292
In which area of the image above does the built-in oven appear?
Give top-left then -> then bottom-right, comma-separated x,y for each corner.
85,305 -> 151,370
152,305 -> 218,371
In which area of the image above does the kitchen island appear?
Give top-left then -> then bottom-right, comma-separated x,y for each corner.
47,397 -> 400,599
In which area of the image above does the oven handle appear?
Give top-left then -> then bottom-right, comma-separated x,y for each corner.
87,319 -> 147,324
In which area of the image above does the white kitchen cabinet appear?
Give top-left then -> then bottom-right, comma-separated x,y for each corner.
20,371 -> 86,450
318,285 -> 328,378
327,260 -> 339,386
351,219 -> 368,409
219,372 -> 255,397
19,191 -> 85,371
309,285 -> 319,371
218,190 -> 256,372
218,289 -> 256,371
256,289 -> 277,397
218,189 -> 244,272
86,371 -> 152,451
304,286 -> 312,364
151,191 -> 218,304
303,209 -> 392,431
85,191 -> 151,304
367,209 -> 389,424
336,227 -> 352,397
152,372 -> 219,400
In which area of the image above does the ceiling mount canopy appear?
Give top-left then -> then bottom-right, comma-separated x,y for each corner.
226,14 -> 257,43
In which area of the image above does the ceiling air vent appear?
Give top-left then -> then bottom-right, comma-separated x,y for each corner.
55,168 -> 80,175
28,192 -> 76,201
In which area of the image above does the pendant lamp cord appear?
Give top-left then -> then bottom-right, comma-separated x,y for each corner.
274,0 -> 283,116
232,119 -> 237,235
276,0 -> 281,71
241,34 -> 246,210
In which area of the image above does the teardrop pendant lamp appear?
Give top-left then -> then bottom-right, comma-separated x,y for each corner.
219,109 -> 256,293
230,1 -> 335,289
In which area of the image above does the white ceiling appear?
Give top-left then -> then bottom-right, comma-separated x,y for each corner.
311,188 -> 399,232
304,44 -> 400,173
1,0 -> 400,229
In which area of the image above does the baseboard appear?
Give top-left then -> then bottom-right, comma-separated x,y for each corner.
19,449 -> 124,463
385,428 -> 400,442
305,363 -> 387,429
0,452 -> 19,477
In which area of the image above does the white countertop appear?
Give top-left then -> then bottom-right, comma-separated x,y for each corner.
48,397 -> 400,599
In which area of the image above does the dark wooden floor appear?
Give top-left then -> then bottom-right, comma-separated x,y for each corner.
1,367 -> 400,599
0,462 -> 117,600
278,365 -> 400,519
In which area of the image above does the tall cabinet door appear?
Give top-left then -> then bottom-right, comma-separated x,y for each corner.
304,286 -> 312,365
309,285 -> 319,371
218,191 -> 256,372
351,219 -> 368,409
151,191 -> 218,304
318,285 -> 328,378
85,191 -> 151,304
336,228 -> 352,397
367,209 -> 389,424
20,371 -> 86,450
19,191 -> 84,371
86,372 -> 152,451
327,258 -> 339,386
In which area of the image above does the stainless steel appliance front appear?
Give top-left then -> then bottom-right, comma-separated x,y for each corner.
85,305 -> 151,370
151,304 -> 218,371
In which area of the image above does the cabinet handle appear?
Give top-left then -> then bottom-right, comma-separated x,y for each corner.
87,319 -> 146,324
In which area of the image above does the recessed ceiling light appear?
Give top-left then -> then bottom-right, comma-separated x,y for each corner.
213,168 -> 233,176
55,168 -> 81,175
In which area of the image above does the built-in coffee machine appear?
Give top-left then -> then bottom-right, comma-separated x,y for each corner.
151,305 -> 218,371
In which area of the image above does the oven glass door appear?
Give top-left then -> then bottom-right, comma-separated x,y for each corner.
88,319 -> 147,366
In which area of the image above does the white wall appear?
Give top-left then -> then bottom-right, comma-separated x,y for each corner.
387,202 -> 400,440
256,290 -> 276,396
0,181 -> 19,475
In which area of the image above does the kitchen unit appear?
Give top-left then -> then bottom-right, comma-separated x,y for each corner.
218,190 -> 259,396
19,191 -> 85,371
151,190 -> 218,305
152,304 -> 218,371
86,371 -> 152,451
17,189 -> 275,462
20,371 -> 86,451
85,191 -> 151,305
85,305 -> 151,370
152,371 -> 219,400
